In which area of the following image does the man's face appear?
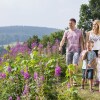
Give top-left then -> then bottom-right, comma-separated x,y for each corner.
69,21 -> 76,28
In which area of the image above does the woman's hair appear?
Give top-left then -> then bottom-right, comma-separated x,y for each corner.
92,20 -> 100,34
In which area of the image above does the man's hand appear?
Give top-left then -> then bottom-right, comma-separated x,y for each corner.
59,46 -> 62,52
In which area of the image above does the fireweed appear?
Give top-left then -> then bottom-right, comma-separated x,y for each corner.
55,66 -> 61,77
0,41 -> 81,100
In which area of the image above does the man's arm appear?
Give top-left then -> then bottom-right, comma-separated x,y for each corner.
59,32 -> 67,51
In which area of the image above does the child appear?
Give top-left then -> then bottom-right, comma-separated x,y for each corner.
81,41 -> 96,92
97,50 -> 100,92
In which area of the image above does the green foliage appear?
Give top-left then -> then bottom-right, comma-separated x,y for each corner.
27,35 -> 40,49
40,35 -> 50,47
40,30 -> 64,47
49,31 -> 64,44
78,0 -> 100,31
0,49 -> 69,99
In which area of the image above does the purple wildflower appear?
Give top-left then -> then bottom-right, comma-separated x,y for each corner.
38,44 -> 43,49
40,76 -> 44,81
31,42 -> 37,48
52,45 -> 56,50
55,39 -> 60,44
23,72 -> 30,80
1,73 -> 6,79
34,72 -> 38,80
23,84 -> 29,95
52,45 -> 57,53
7,66 -> 12,73
55,66 -> 61,77
10,42 -> 30,56
0,58 -> 2,62
0,72 -> 2,78
16,96 -> 20,100
20,70 -> 24,75
67,83 -> 71,89
8,96 -> 13,100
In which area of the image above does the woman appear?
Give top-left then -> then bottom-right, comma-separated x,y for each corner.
86,20 -> 100,86
86,20 -> 100,56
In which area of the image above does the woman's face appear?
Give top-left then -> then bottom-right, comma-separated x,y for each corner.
92,21 -> 99,30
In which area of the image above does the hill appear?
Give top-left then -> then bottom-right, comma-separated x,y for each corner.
0,26 -> 59,45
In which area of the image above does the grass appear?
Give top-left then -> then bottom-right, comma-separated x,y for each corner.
58,74 -> 100,100
77,73 -> 100,100
76,62 -> 100,100
58,61 -> 100,100
78,87 -> 100,100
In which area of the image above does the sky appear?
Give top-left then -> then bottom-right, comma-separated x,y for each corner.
0,0 -> 89,29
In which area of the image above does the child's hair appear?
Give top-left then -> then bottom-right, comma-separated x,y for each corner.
87,40 -> 94,47
87,40 -> 94,44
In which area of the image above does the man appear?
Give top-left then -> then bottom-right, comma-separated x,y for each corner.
59,18 -> 84,85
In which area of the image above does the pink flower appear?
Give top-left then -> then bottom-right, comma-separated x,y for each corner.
24,72 -> 30,80
38,44 -> 43,49
23,84 -> 29,95
16,96 -> 20,100
7,66 -> 12,73
67,83 -> 71,88
8,96 -> 12,100
20,70 -> 24,75
31,42 -> 37,48
0,73 -> 6,79
55,66 -> 61,77
34,72 -> 38,80
40,76 -> 44,81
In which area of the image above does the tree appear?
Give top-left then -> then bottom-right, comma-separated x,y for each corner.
40,35 -> 50,47
49,31 -> 64,44
40,31 -> 64,47
78,0 -> 100,32
27,35 -> 40,49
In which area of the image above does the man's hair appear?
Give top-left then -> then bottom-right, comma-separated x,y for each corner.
69,18 -> 76,23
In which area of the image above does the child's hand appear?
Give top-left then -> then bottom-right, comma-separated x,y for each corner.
87,64 -> 91,67
85,50 -> 89,54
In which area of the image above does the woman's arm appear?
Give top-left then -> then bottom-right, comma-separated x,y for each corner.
84,32 -> 90,49
80,34 -> 84,51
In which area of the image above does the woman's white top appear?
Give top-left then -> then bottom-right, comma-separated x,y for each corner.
89,32 -> 100,50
